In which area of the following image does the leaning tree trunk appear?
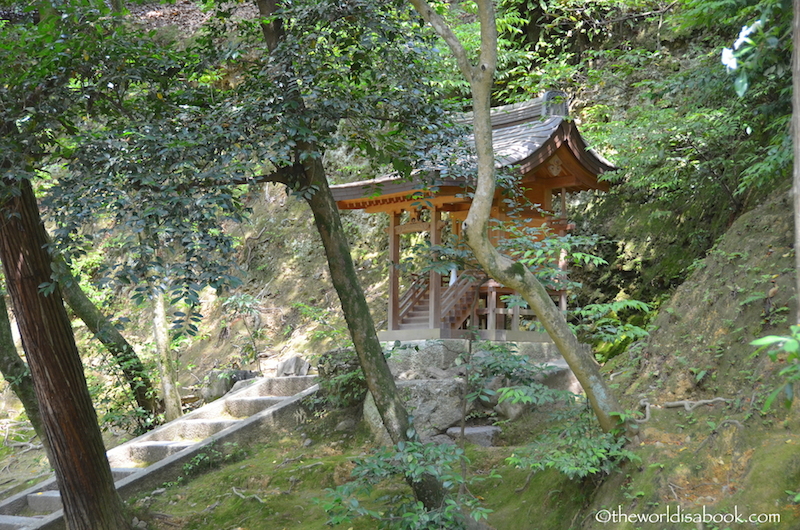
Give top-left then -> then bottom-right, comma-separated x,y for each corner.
409,0 -> 627,435
53,255 -> 159,414
301,158 -> 446,509
0,294 -> 53,463
464,75 -> 624,434
0,178 -> 131,530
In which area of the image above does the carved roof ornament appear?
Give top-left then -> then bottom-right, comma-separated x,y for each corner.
547,155 -> 563,177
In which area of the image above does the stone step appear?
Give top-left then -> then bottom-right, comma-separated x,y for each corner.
111,468 -> 140,482
225,396 -> 285,418
233,376 -> 317,398
145,419 -> 240,442
126,441 -> 195,465
0,514 -> 44,530
26,490 -> 60,513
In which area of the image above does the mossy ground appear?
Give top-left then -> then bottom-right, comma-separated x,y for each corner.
135,408 -> 595,530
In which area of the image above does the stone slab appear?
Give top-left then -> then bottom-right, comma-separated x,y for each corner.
383,339 -> 564,377
364,379 -> 467,444
111,468 -> 140,481
145,419 -> 241,442
26,491 -> 60,513
0,513 -> 44,530
446,426 -> 501,447
127,441 -> 195,465
225,397 -> 284,418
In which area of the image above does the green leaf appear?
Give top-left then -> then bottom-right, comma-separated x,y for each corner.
751,335 -> 787,347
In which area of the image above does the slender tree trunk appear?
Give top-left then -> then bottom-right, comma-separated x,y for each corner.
0,178 -> 130,530
0,293 -> 53,463
252,0 -> 445,508
793,0 -> 800,325
52,255 -> 159,414
302,158 -> 445,508
409,0 -> 627,434
153,289 -> 182,422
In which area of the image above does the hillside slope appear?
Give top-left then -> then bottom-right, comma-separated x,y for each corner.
581,186 -> 798,528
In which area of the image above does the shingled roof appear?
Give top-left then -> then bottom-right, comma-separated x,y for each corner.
331,92 -> 615,210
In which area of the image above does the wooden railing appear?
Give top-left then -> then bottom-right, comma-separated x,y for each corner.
392,269 -> 563,335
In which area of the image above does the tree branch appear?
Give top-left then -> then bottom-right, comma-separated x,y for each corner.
407,0 -> 473,82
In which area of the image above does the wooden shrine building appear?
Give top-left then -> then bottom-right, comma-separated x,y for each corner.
330,92 -> 615,342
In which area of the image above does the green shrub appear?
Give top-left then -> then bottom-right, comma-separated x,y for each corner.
321,437 -> 496,529
506,406 -> 639,481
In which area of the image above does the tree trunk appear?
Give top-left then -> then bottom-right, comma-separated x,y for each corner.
410,0 -> 628,434
0,178 -> 130,530
52,255 -> 159,414
0,294 -> 53,462
153,288 -> 182,422
252,0 -> 446,509
302,158 -> 445,509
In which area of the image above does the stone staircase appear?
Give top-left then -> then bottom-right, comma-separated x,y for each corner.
0,375 -> 318,530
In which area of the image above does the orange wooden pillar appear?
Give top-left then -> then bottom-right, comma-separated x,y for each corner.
428,206 -> 442,329
388,211 -> 400,331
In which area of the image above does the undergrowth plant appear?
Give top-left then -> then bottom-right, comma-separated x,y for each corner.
570,300 -> 652,362
165,441 -> 248,487
315,348 -> 368,409
457,340 -> 566,409
222,292 -> 265,364
85,348 -> 159,435
322,434 -> 497,529
506,405 -> 639,481
751,325 -> 800,411
294,302 -> 352,350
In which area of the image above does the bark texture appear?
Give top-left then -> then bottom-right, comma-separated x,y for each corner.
53,255 -> 159,414
409,0 -> 626,434
0,178 -> 130,530
0,294 -> 52,461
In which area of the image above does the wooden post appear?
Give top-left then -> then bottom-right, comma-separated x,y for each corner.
511,304 -> 520,331
487,284 -> 497,331
388,211 -> 400,330
428,207 -> 441,329
559,188 -> 568,311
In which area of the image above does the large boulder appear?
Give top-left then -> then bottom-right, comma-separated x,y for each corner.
275,355 -> 311,376
363,379 -> 468,444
